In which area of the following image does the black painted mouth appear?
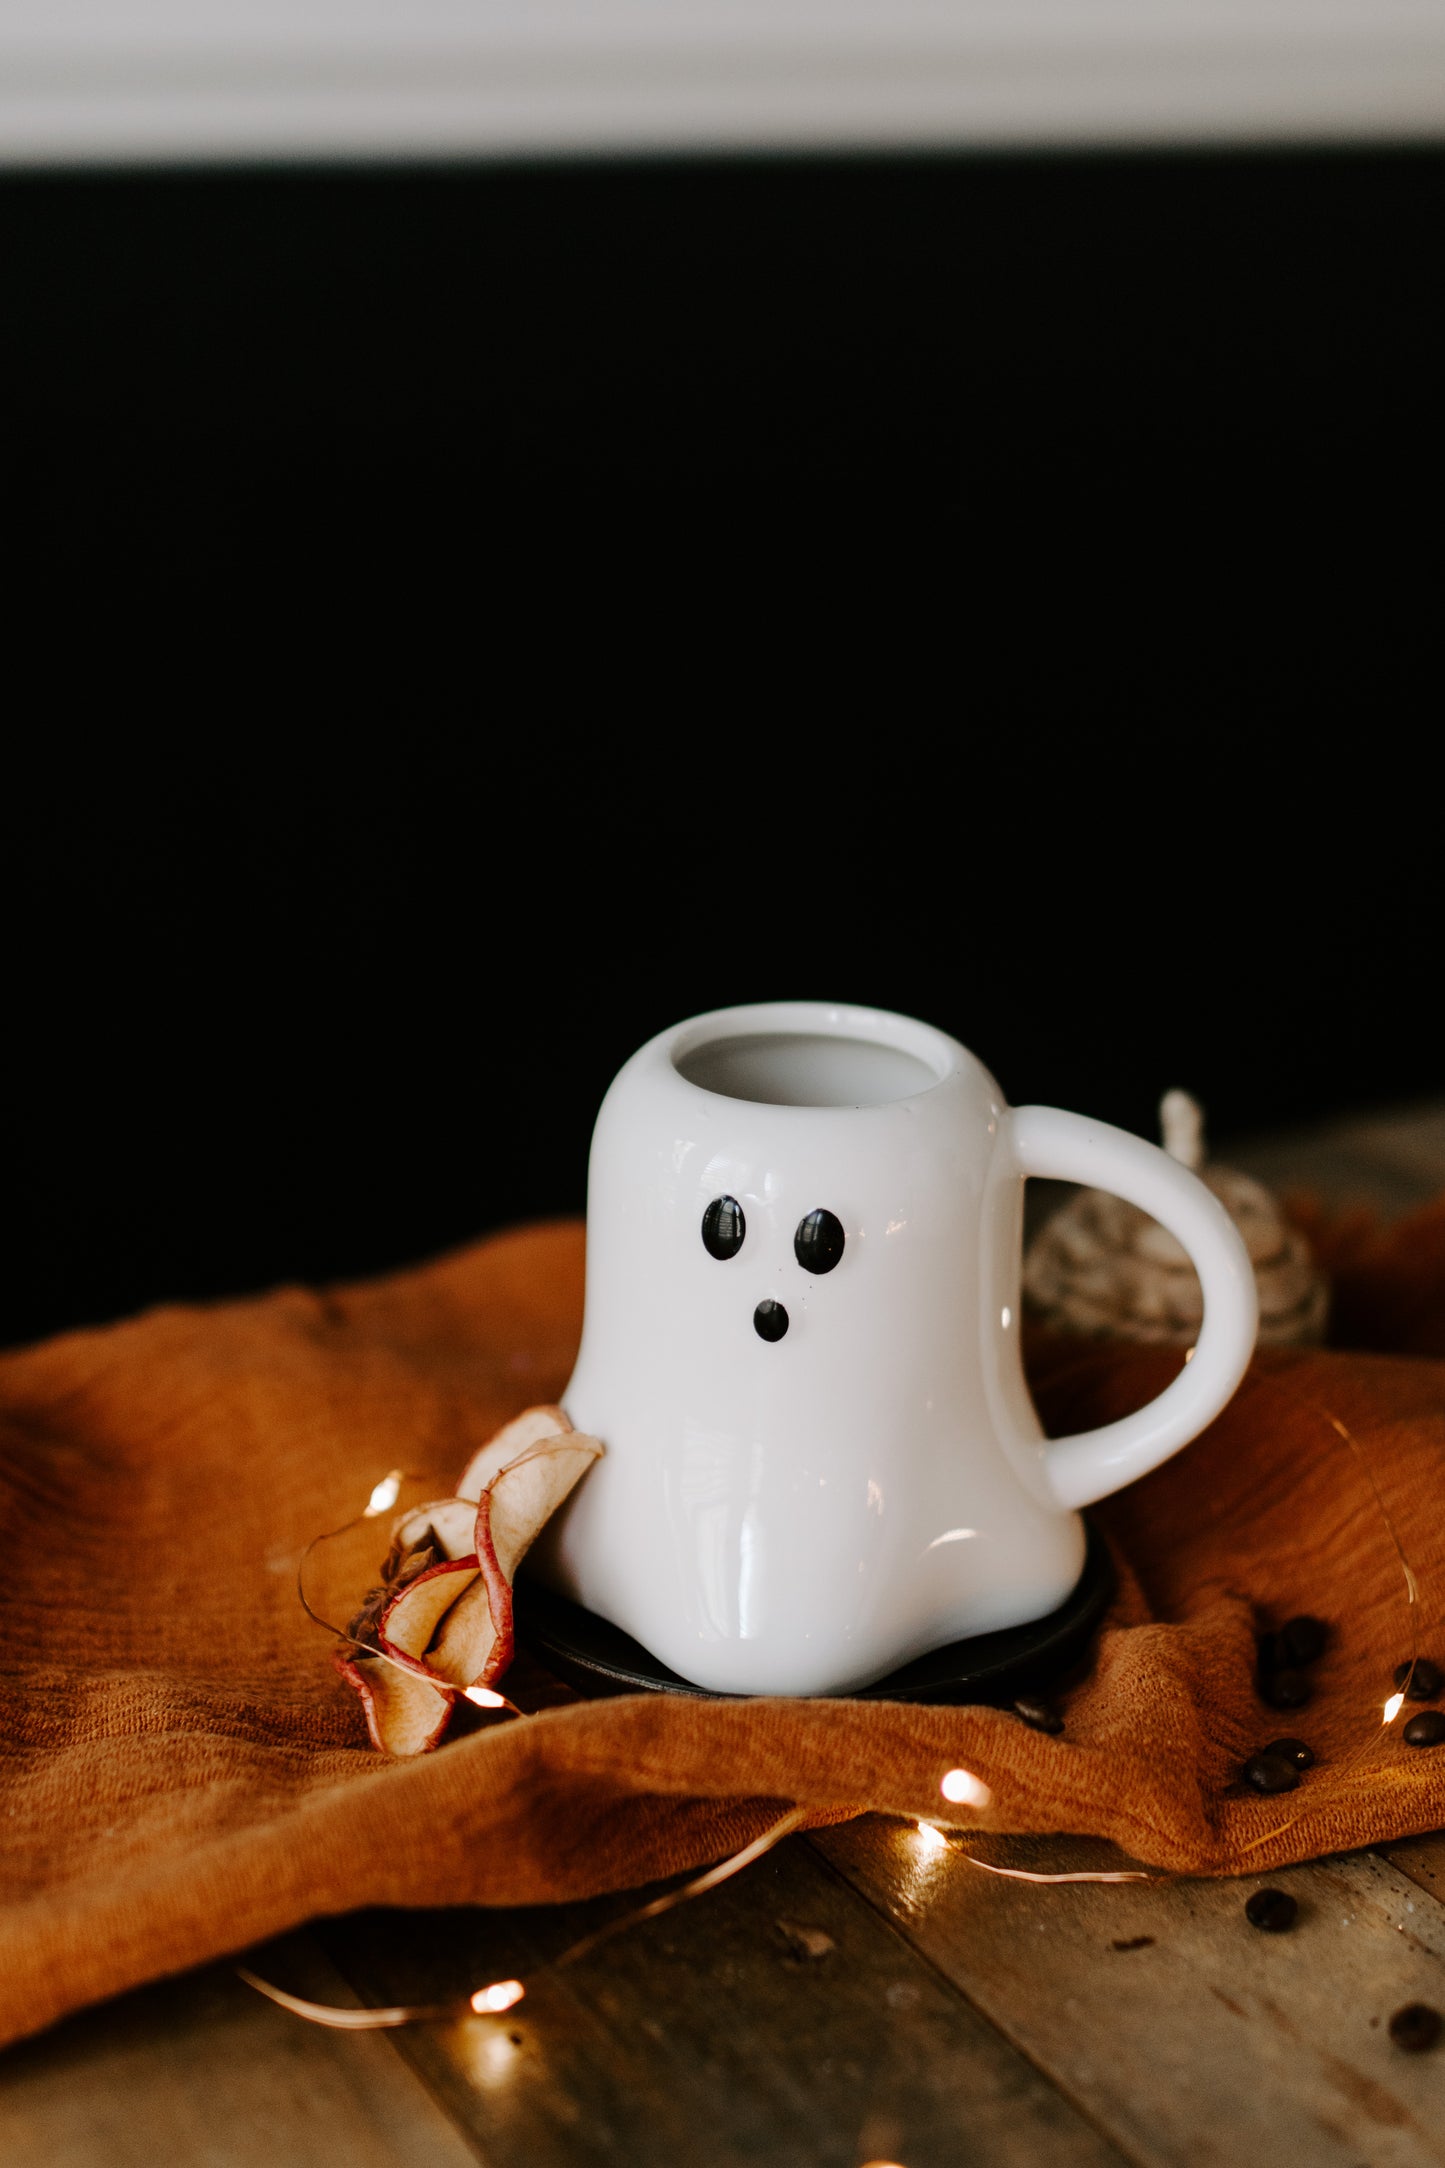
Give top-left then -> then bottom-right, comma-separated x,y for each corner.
753,1298 -> 789,1342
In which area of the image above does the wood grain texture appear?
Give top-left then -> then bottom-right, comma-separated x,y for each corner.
1381,1829 -> 1445,1909
0,1930 -> 485,2168
814,1820 -> 1445,2168
319,1835 -> 1134,2168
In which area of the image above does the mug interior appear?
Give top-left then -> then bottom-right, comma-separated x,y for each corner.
674,1029 -> 941,1108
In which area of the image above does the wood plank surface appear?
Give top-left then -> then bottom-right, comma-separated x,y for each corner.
1381,1829 -> 1445,1918
813,1821 -> 1445,2168
0,1930 -> 484,2168
318,1836 -> 1134,2168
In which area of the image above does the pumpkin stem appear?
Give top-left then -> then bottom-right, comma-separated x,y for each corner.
1160,1088 -> 1205,1170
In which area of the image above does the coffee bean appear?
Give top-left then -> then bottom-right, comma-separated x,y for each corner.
1259,1667 -> 1312,1711
1013,1696 -> 1064,1735
1245,1888 -> 1297,1932
1262,1737 -> 1315,1770
1389,2002 -> 1442,2052
1243,1752 -> 1300,1795
1279,1615 -> 1328,1667
1404,1710 -> 1445,1748
1393,1657 -> 1444,1701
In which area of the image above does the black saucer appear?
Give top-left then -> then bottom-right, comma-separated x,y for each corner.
515,1520 -> 1115,1704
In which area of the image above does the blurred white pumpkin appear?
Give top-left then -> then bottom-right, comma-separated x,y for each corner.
1023,1090 -> 1328,1347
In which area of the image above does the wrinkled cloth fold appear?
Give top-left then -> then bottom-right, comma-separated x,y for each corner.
4,1206 -> 1445,2049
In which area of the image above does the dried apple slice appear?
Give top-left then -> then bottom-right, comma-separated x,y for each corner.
336,1418 -> 603,1753
457,1405 -> 572,1502
335,1650 -> 452,1756
425,1563 -> 510,1688
387,1498 -> 477,1564
484,1434 -> 602,1581
378,1557 -> 481,1664
426,1433 -> 604,1690
338,1559 -> 479,1757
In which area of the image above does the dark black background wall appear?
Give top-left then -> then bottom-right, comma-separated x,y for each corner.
2,147 -> 1441,1348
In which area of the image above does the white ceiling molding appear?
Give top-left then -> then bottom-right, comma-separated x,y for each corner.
1,0 -> 1442,165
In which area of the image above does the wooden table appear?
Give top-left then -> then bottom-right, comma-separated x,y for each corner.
5,1102 -> 1445,2168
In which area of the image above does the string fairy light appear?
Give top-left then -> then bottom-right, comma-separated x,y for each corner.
937,1401 -> 1427,1887
1326,1408 -> 1422,1734
959,1404 -> 1422,1887
553,1806 -> 810,1971
251,1396 -> 1427,2034
957,1854 -> 1155,1886
940,1767 -> 991,1808
239,1807 -> 809,2028
238,1968 -> 462,2030
926,1766 -> 1158,1883
1231,1402 -> 1423,1859
365,1471 -> 404,1518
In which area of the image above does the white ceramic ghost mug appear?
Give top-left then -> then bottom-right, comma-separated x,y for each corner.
535,1001 -> 1257,1696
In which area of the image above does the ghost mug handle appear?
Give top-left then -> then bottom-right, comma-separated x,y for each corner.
1009,1105 -> 1259,1512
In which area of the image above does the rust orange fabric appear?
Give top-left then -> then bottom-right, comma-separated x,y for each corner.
4,1209 -> 1445,2049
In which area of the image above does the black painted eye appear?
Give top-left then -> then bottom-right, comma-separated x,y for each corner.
794,1208 -> 845,1275
701,1195 -> 746,1260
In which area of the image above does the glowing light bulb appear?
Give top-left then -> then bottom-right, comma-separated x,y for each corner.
470,1979 -> 525,2014
466,1686 -> 507,1708
940,1766 -> 992,1808
365,1471 -> 403,1517
1385,1691 -> 1405,1725
915,1821 -> 950,1852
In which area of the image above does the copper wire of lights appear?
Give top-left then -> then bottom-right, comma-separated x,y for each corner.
1229,1404 -> 1423,1858
928,1403 -> 1426,1883
942,1404 -> 1423,1882
244,1467 -> 816,2024
950,1851 -> 1155,1884
240,1807 -> 810,2028
250,1396 -> 1425,2023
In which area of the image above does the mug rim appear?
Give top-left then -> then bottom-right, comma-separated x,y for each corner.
661,1000 -> 968,1112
